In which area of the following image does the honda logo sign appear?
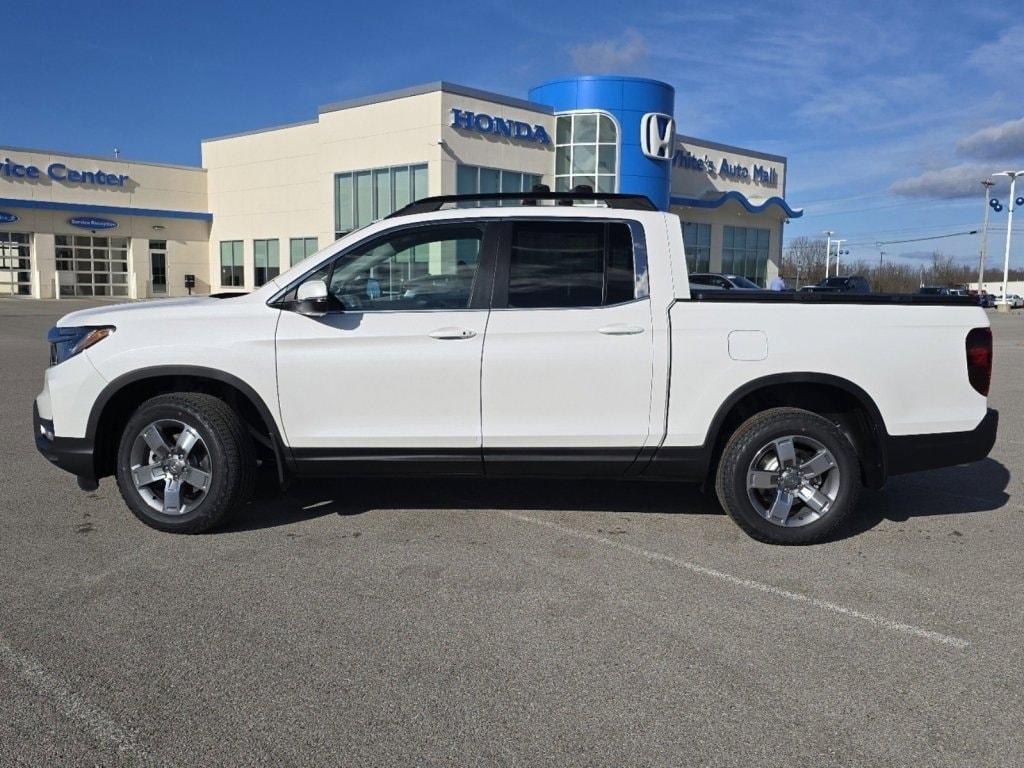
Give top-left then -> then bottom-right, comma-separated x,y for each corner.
640,112 -> 675,161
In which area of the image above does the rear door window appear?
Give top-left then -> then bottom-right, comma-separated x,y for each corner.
504,221 -> 637,309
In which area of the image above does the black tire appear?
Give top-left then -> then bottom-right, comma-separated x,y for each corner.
115,392 -> 255,533
715,407 -> 861,545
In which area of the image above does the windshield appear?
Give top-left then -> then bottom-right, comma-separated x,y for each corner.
729,276 -> 762,290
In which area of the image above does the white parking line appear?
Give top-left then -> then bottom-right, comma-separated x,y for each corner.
0,636 -> 166,766
503,512 -> 970,650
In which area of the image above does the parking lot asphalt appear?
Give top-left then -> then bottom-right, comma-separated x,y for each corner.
2,297 -> 1023,767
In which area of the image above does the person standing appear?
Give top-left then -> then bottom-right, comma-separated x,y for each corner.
770,274 -> 786,291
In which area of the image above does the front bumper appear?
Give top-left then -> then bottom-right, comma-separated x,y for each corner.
885,408 -> 999,476
33,401 -> 96,480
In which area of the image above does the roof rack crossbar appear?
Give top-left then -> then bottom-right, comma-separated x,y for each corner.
387,191 -> 658,218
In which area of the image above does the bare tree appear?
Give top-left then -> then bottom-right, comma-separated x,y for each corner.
779,244 -> 1024,293
781,237 -> 827,287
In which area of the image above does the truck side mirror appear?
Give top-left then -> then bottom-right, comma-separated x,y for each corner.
295,279 -> 330,317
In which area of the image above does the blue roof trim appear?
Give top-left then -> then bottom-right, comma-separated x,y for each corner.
670,192 -> 803,218
0,197 -> 212,221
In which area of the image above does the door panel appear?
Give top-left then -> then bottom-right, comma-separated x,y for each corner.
480,219 -> 655,474
275,221 -> 496,470
276,309 -> 487,449
481,300 -> 654,450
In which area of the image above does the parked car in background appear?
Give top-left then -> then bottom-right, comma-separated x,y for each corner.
921,287 -> 993,307
996,294 -> 1024,309
803,276 -> 871,294
688,272 -> 763,290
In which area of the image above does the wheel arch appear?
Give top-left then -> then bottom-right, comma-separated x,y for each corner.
88,366 -> 289,483
704,372 -> 889,489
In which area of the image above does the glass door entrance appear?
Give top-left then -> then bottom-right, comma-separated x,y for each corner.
0,231 -> 31,296
55,234 -> 130,297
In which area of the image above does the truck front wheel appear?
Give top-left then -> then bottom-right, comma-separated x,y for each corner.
114,393 -> 255,533
715,407 -> 861,544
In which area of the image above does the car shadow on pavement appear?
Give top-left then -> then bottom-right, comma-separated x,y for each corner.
225,474 -> 722,533
841,457 -> 1011,539
223,457 -> 1011,540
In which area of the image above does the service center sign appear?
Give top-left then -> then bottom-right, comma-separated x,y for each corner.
1,156 -> 131,188
68,216 -> 117,230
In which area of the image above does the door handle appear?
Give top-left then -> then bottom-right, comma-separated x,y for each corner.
597,324 -> 645,336
428,327 -> 477,340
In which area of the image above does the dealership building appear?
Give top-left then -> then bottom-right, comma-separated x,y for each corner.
0,76 -> 800,299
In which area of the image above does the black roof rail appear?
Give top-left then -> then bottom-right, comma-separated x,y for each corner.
387,191 -> 658,218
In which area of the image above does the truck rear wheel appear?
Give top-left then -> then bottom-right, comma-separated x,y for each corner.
115,393 -> 255,533
715,407 -> 861,544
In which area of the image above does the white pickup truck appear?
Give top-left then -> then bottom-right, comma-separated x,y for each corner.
34,192 -> 998,544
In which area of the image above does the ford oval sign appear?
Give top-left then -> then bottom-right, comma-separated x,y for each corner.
0,211 -> 17,224
68,216 -> 117,230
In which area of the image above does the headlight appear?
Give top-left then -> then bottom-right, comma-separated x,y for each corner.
47,326 -> 115,365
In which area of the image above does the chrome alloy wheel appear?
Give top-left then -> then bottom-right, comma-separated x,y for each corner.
129,419 -> 212,516
746,435 -> 841,528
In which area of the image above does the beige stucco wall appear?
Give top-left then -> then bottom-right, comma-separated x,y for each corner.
0,146 -> 207,212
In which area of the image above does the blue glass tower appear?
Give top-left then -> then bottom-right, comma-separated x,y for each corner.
529,76 -> 676,211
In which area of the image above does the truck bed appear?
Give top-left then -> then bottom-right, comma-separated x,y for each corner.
687,290 -> 975,306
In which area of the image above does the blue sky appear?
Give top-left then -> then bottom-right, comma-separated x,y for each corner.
6,0 -> 1024,265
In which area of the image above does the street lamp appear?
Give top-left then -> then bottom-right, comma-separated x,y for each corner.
992,170 -> 1024,312
834,239 -> 846,275
978,180 -> 995,294
823,230 -> 834,278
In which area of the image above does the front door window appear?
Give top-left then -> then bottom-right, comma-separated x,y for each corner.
294,224 -> 486,312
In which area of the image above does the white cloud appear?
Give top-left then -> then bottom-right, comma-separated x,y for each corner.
890,162 -> 1006,199
956,117 -> 1024,161
568,29 -> 648,74
968,24 -> 1024,69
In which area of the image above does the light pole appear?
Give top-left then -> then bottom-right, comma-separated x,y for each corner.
993,170 -> 1024,312
979,180 -> 994,294
834,239 -> 846,275
823,230 -> 834,278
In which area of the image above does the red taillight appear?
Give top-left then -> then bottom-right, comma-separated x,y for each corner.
966,327 -> 993,396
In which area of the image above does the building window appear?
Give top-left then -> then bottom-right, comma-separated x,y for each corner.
55,234 -> 129,297
0,231 -> 31,296
722,226 -> 770,286
150,240 -> 167,295
455,165 -> 543,203
219,240 -> 244,287
289,237 -> 318,267
681,222 -> 711,273
554,112 -> 618,193
253,239 -> 280,286
335,164 -> 428,238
